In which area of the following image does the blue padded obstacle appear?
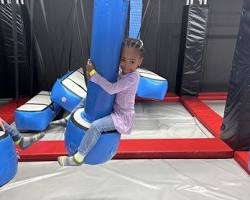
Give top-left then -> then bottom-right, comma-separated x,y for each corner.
65,109 -> 121,165
51,68 -> 87,112
0,130 -> 18,186
137,68 -> 168,100
15,91 -> 61,131
65,0 -> 129,164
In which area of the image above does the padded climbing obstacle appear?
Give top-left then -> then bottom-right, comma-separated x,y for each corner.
50,68 -> 87,112
137,68 -> 168,100
65,108 -> 121,165
15,91 -> 61,131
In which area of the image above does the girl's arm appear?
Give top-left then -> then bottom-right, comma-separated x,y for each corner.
90,72 -> 136,95
86,59 -> 137,94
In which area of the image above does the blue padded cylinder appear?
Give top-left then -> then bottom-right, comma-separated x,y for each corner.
0,131 -> 18,186
65,118 -> 120,165
84,0 -> 129,121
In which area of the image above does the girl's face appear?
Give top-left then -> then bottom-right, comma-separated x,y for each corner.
119,47 -> 143,74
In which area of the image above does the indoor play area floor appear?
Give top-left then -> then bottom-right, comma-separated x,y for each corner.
0,98 -> 249,200
0,159 -> 249,200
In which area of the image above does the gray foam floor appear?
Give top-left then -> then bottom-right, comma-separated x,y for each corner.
0,159 -> 249,200
18,102 -> 214,140
203,100 -> 226,117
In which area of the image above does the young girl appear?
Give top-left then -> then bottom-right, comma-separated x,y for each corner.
58,38 -> 144,166
0,118 -> 44,149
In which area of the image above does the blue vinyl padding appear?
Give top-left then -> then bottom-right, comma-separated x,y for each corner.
136,76 -> 168,100
0,133 -> 18,186
51,71 -> 84,112
15,102 -> 60,131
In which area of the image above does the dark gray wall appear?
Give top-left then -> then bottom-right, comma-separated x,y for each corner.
0,0 -> 244,97
201,0 -> 243,92
142,0 -> 242,92
141,0 -> 185,92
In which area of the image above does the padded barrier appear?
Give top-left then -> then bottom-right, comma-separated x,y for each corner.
15,91 -> 61,131
0,95 -> 234,165
137,68 -> 168,100
16,96 -> 232,161
181,97 -> 223,138
50,68 -> 87,112
65,109 -> 121,165
0,130 -> 18,186
176,4 -> 209,96
221,0 -> 250,150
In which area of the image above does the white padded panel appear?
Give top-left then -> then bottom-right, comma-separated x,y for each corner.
62,79 -> 87,98
77,67 -> 84,74
0,131 -> 5,137
138,68 -> 166,81
73,108 -> 91,129
17,104 -> 48,112
62,69 -> 87,98
68,71 -> 87,91
26,95 -> 51,105
17,91 -> 51,112
38,91 -> 50,95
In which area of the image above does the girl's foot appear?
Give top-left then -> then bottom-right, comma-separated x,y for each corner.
58,153 -> 84,166
16,133 -> 45,150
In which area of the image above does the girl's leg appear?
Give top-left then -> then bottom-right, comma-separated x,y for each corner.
50,97 -> 86,127
1,119 -> 21,142
0,118 -> 44,149
58,115 -> 116,166
71,97 -> 86,116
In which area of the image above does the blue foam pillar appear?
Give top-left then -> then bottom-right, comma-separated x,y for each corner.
83,0 -> 129,122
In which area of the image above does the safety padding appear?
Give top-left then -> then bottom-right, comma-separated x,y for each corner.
0,130 -> 18,186
64,108 -> 121,165
15,91 -> 61,131
50,68 -> 87,112
136,68 -> 168,100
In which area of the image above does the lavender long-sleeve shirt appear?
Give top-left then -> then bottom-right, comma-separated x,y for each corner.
90,70 -> 140,134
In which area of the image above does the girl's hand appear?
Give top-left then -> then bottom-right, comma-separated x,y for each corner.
86,59 -> 95,79
86,59 -> 94,73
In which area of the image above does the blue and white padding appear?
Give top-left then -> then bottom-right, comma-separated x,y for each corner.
65,108 -> 121,165
15,91 -> 61,131
50,68 -> 87,112
136,68 -> 168,100
0,130 -> 18,186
